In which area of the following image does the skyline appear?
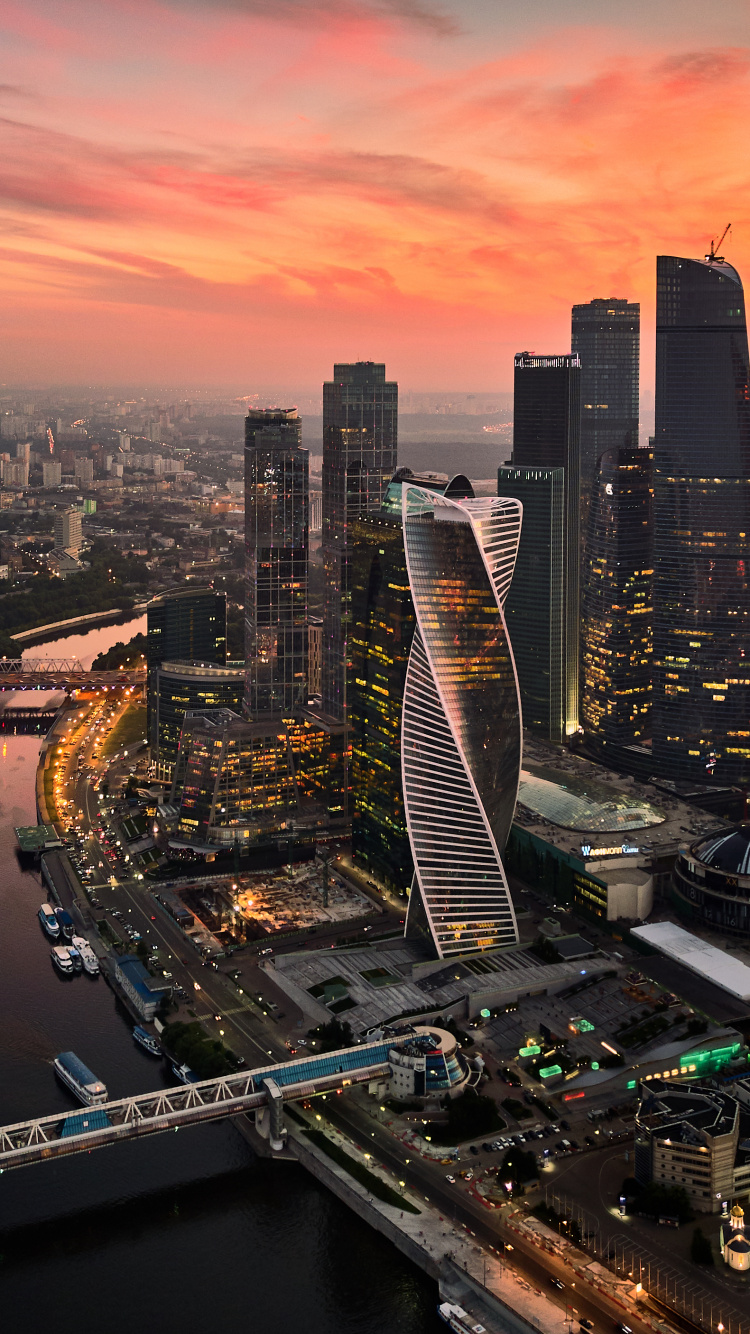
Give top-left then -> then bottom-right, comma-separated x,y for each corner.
1,0 -> 749,387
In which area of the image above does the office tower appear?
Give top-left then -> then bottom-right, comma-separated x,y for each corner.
153,660 -> 245,782
401,485 -> 522,958
43,460 -> 62,488
349,468 -> 473,895
580,446 -> 653,754
171,709 -> 297,845
653,251 -> 750,785
506,352 -> 581,738
244,408 -> 308,718
572,298 -> 640,507
497,465 -> 566,740
309,492 -> 322,533
54,507 -> 82,556
321,362 -> 397,721
147,587 -> 227,749
74,456 -> 94,485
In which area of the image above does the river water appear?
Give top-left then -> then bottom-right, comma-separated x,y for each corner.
0,616 -> 442,1333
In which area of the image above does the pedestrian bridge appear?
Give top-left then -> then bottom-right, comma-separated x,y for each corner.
0,1040 -> 402,1172
0,658 -> 144,690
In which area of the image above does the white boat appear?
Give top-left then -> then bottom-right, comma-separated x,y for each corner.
133,1026 -> 161,1056
438,1304 -> 486,1334
39,903 -> 60,938
67,946 -> 83,973
171,1061 -> 199,1084
51,945 -> 74,975
54,1051 -> 108,1106
71,936 -> 100,976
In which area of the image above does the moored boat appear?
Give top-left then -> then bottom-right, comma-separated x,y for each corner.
71,935 -> 100,976
438,1304 -> 486,1334
53,1051 -> 108,1106
55,907 -> 75,941
39,903 -> 60,938
171,1061 -> 199,1084
51,945 -> 74,975
133,1026 -> 161,1056
67,945 -> 83,972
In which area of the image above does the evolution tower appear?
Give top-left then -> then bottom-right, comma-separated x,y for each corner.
653,252 -> 750,784
401,487 -> 522,958
321,362 -> 397,722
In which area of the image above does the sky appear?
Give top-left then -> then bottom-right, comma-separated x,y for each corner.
1,0 -> 749,391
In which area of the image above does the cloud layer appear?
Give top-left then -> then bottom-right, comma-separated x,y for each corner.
0,0 -> 749,385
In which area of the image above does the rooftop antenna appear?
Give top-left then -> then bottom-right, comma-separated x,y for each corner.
706,223 -> 731,263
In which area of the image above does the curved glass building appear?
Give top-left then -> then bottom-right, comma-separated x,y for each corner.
653,254 -> 750,785
401,488 -> 522,958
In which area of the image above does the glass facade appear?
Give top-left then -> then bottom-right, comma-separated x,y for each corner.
153,660 -> 245,781
571,298 -> 640,506
581,447 -> 653,753
147,588 -> 227,749
517,762 -> 664,832
653,255 -> 750,784
509,353 -> 581,735
172,708 -> 297,845
321,363 -> 397,722
402,488 -> 522,958
244,408 -> 308,719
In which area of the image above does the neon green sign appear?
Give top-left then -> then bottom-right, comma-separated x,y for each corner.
539,1064 -> 563,1079
519,1044 -> 541,1057
480,1009 -> 491,1019
591,1061 -> 599,1071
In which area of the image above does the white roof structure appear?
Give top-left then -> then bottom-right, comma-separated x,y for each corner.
631,921 -> 750,1001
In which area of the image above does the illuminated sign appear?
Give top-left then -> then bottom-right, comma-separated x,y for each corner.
480,1008 -> 491,1019
581,843 -> 640,859
519,1044 -> 541,1057
539,1064 -> 563,1079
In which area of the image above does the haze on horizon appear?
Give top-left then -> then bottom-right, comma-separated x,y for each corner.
1,0 -> 749,391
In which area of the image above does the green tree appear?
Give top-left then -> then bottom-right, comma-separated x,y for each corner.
500,1147 -> 538,1187
690,1227 -> 714,1265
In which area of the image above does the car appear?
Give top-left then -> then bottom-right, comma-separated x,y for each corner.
297,1038 -> 307,1046
615,1325 -> 632,1334
560,1119 -> 570,1130
445,1174 -> 456,1184
585,1135 -> 595,1145
470,1144 -> 479,1155
482,1142 -> 493,1152
549,1278 -> 564,1290
464,1170 -> 474,1182
163,970 -> 173,979
260,948 -> 273,956
580,1321 -> 594,1330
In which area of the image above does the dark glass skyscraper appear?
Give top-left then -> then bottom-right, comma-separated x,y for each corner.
147,587 -> 227,749
244,407 -> 308,719
322,362 -> 397,722
504,353 -> 581,738
653,254 -> 750,784
581,446 -> 653,754
572,298 -> 640,506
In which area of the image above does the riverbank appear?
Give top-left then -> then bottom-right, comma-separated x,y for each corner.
14,604 -> 149,648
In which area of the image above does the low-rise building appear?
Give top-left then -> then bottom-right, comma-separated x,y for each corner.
112,955 -> 171,1021
635,1079 -> 750,1213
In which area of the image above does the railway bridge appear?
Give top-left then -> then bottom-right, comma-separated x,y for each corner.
0,658 -> 144,690
0,1039 -> 403,1171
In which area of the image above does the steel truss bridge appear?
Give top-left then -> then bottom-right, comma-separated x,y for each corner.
0,659 -> 144,690
0,1039 -> 400,1172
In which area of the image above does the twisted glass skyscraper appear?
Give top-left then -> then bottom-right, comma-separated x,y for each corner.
653,254 -> 750,785
401,488 -> 522,958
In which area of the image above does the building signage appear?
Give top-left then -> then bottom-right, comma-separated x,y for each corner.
581,842 -> 640,859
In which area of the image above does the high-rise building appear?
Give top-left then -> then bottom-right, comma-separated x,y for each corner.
152,660 -> 245,782
580,446 -> 653,754
43,460 -> 62,488
243,408 -> 308,719
74,456 -> 94,485
653,252 -> 750,785
321,362 -> 397,722
572,298 -> 640,507
147,587 -> 227,749
53,507 -> 82,556
349,469 -> 473,896
497,465 -> 566,741
401,486 -> 522,958
504,352 -> 581,738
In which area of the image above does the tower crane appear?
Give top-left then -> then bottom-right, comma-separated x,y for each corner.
706,223 -> 731,262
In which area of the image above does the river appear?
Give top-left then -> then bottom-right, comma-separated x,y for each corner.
0,616 -> 442,1334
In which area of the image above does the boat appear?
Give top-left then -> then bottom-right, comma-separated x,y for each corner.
71,935 -> 100,976
39,903 -> 60,938
171,1061 -> 199,1084
51,945 -> 74,975
438,1304 -> 486,1334
55,907 -> 75,941
133,1026 -> 161,1057
53,1051 -> 108,1106
67,946 -> 83,973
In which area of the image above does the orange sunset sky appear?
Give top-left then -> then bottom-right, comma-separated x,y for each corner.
1,0 -> 749,390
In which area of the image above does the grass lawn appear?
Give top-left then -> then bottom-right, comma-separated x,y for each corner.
102,703 -> 147,758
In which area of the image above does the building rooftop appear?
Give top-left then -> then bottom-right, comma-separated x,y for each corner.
631,921 -> 750,1002
690,825 -> 750,876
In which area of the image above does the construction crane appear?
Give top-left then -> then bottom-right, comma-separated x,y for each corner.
706,223 -> 731,263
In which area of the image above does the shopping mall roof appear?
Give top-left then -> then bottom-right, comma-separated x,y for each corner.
631,921 -> 750,1002
691,825 -> 750,876
517,763 -> 665,832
